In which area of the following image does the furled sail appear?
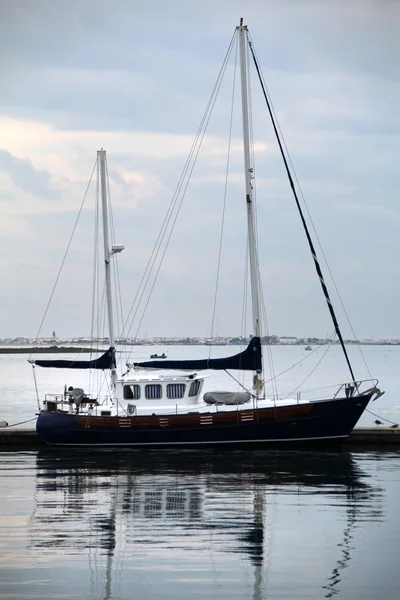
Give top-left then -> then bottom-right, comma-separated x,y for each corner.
33,347 -> 116,370
132,337 -> 262,371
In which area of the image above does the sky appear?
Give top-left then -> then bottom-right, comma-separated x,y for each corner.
0,0 -> 399,340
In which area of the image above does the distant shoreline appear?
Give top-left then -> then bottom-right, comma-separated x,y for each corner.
0,342 -> 399,354
0,346 -> 102,354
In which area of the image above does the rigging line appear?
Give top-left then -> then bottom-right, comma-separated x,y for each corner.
260,286 -> 279,400
131,31 -> 239,341
91,244 -> 103,395
89,176 -> 100,398
239,40 -> 255,384
105,158 -> 124,340
240,240 -> 249,388
112,230 -> 124,340
248,39 -> 356,384
88,163 -> 100,397
90,281 -> 107,397
249,56 -> 278,405
224,369 -> 253,396
249,38 -> 372,380
120,131 -> 198,340
95,197 -> 101,347
260,285 -> 278,399
121,29 -> 238,349
265,332 -> 337,386
131,85 -> 220,343
292,377 -> 373,394
105,162 -> 119,332
29,157 -> 98,360
246,29 -> 259,255
126,31 -> 239,353
240,240 -> 249,341
245,32 -> 278,399
365,408 -> 398,426
91,369 -> 110,405
96,286 -> 112,399
283,339 -> 335,399
120,150 -> 195,341
31,364 -> 40,410
245,33 -> 269,394
113,253 -> 123,337
90,158 -> 100,354
2,417 -> 37,428
209,33 -> 239,350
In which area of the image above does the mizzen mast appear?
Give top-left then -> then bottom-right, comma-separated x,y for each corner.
98,149 -> 124,387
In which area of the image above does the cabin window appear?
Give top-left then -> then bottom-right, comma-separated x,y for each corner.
189,380 -> 201,397
124,385 -> 141,400
167,383 -> 186,399
145,384 -> 163,400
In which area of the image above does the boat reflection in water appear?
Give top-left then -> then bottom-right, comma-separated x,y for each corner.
29,450 -> 384,600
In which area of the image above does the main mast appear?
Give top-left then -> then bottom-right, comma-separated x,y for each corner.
238,20 -> 263,391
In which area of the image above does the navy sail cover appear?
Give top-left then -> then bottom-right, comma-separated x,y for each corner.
133,337 -> 262,371
34,347 -> 116,370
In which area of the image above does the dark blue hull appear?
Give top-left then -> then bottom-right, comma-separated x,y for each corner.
36,393 -> 373,447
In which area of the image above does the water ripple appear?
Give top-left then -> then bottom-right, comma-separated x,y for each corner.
1,449 -> 399,600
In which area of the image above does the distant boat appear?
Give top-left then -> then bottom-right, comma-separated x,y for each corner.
33,20 -> 383,447
150,353 -> 167,359
305,346 -> 312,351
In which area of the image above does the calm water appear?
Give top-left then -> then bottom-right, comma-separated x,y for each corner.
1,345 -> 399,597
1,344 -> 399,428
0,448 -> 399,599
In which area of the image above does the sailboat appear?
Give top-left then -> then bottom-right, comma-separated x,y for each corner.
33,20 -> 383,447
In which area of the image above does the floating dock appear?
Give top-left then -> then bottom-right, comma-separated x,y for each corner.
0,427 -> 399,448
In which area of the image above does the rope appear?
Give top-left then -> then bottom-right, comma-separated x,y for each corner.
365,408 -> 399,426
263,333 -> 337,388
260,287 -> 279,400
209,33 -> 238,349
245,34 -> 269,400
248,38 -> 356,384
131,34 -> 237,343
224,369 -> 254,396
248,35 -> 372,380
106,157 -> 125,340
283,340 -> 335,399
88,161 -> 102,399
31,364 -> 40,410
240,241 -> 249,390
30,158 -> 97,358
122,29 -> 238,364
90,157 -> 100,353
1,417 -> 38,428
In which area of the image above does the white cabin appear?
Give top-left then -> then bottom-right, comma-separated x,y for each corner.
115,372 -> 205,414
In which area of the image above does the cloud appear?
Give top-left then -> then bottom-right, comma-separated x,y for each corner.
0,149 -> 54,197
0,1 -> 399,339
